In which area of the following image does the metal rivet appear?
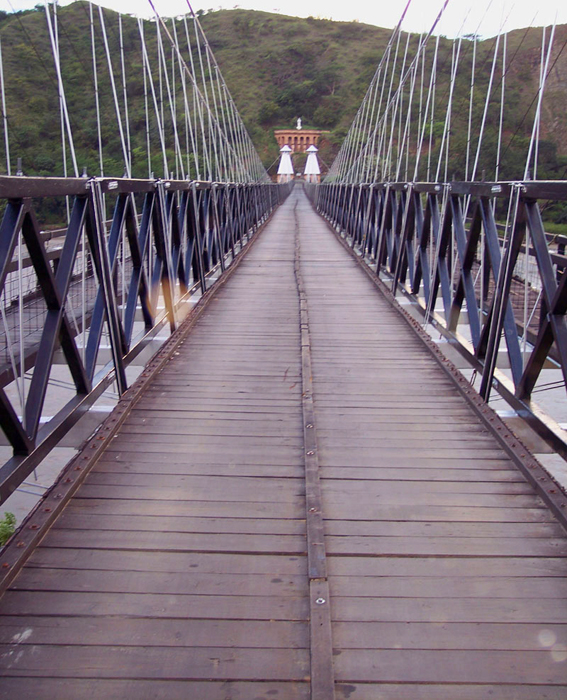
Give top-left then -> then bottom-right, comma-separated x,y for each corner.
315,598 -> 326,605
307,450 -> 315,455
309,507 -> 317,513
306,424 -> 314,429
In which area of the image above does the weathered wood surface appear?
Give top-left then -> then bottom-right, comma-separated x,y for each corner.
0,189 -> 567,698
296,192 -> 567,697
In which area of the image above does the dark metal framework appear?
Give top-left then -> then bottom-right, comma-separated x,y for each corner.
308,180 -> 567,456
0,175 -> 290,502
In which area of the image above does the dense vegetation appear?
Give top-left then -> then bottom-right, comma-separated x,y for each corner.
0,3 -> 565,190
0,511 -> 15,546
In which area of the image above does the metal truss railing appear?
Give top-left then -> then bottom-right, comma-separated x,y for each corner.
0,175 -> 291,502
307,180 -> 567,457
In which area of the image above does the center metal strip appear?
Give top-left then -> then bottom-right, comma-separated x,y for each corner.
293,199 -> 335,700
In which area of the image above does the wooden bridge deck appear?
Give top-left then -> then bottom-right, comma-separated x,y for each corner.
1,189 -> 567,698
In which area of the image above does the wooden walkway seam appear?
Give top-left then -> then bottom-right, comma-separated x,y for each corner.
294,200 -> 336,700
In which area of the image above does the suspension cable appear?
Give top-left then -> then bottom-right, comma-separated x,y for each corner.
44,0 -> 78,177
0,36 -> 10,175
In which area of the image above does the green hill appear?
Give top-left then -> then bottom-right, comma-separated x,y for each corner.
198,9 -> 393,168
0,4 -> 566,186
198,9 -> 567,181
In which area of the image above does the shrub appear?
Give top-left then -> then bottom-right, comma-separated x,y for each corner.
0,512 -> 16,546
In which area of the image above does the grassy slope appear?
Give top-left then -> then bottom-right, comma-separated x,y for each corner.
199,10 -> 391,165
0,4 -> 565,184
200,11 -> 567,179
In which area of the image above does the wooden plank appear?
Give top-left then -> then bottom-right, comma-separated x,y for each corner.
328,556 -> 567,577
128,408 -> 302,419
0,591 -> 309,620
84,473 -> 304,490
334,684 -> 567,700
321,467 -> 523,481
41,529 -> 307,555
323,491 -> 543,508
331,597 -> 567,623
320,445 -> 508,458
317,413 -> 489,424
140,396 -> 301,409
320,438 -> 506,449
0,644 -> 310,680
28,549 -> 308,575
321,479 -> 533,495
129,388 -> 302,400
0,679 -> 313,700
318,424 -> 489,435
321,457 -> 519,469
99,441 -> 304,459
332,621 -> 567,649
98,450 -> 300,466
123,417 -> 303,433
333,649 -> 567,684
55,513 -> 306,535
108,433 -> 304,447
326,535 -> 567,557
324,519 -> 564,538
0,616 -> 308,648
76,484 -> 303,503
331,576 -> 567,599
11,569 -> 307,597
150,369 -> 301,378
311,385 -> 463,396
295,203 -> 336,699
323,504 -> 553,522
320,450 -> 509,467
64,498 -> 306,519
94,460 -> 304,478
148,375 -> 301,385
310,578 -> 335,700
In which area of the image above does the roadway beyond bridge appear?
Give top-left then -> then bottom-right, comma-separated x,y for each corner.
1,188 -> 567,699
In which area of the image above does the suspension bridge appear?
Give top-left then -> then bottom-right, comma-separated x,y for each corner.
0,0 -> 566,697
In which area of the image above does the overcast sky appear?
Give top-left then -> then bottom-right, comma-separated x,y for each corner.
0,0 -> 565,38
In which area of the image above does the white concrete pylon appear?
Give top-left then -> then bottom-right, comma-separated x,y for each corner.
304,144 -> 320,183
277,144 -> 294,183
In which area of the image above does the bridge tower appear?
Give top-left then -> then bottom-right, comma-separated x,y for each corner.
303,144 -> 321,183
277,144 -> 294,183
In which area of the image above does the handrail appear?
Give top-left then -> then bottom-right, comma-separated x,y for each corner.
306,179 -> 567,458
0,176 -> 293,502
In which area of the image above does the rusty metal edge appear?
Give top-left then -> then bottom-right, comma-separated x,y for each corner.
313,203 -> 567,532
0,213 -> 273,595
